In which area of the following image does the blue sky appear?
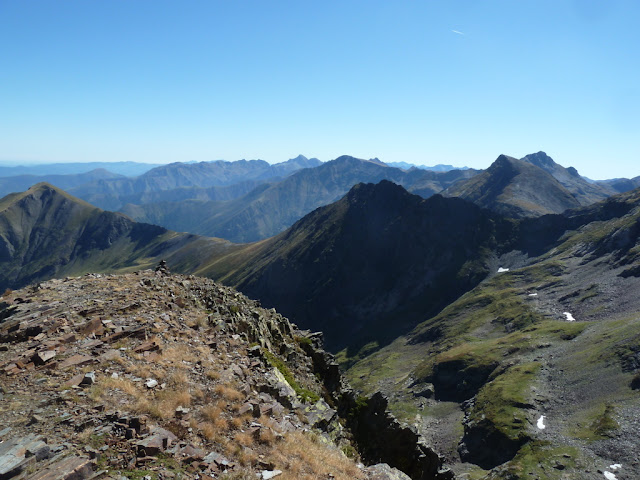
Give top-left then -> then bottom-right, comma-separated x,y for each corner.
1,1 -> 639,179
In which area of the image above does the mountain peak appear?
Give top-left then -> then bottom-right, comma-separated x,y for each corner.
332,155 -> 389,167
492,154 -> 520,168
567,166 -> 581,177
444,154 -> 580,217
521,151 -> 556,168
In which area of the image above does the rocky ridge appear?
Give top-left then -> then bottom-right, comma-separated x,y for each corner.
0,267 -> 451,480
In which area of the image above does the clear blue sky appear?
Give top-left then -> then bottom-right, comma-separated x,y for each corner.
1,1 -> 639,179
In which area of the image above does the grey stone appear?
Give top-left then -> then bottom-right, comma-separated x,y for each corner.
80,372 -> 96,386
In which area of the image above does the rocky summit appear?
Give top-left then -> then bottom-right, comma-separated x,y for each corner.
0,268 -> 452,480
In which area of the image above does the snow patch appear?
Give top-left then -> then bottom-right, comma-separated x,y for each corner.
563,312 -> 575,322
497,267 -> 509,273
528,293 -> 538,297
536,415 -> 546,430
610,464 -> 622,470
603,472 -> 617,480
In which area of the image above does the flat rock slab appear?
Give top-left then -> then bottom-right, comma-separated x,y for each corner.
136,427 -> 178,456
365,463 -> 412,480
34,350 -> 57,365
0,434 -> 49,479
58,355 -> 94,369
26,456 -> 93,480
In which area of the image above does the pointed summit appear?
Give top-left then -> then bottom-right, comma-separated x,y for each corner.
520,152 -> 611,204
443,155 -> 580,217
218,180 -> 509,350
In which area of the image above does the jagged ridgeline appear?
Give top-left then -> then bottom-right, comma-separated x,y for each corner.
0,270 -> 453,480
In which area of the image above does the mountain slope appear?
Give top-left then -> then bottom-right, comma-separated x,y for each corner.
123,156 -> 477,243
596,175 -> 640,194
71,156 -> 321,211
344,186 -> 640,478
202,180 -> 515,350
0,183 -> 232,290
520,151 -> 612,204
0,270 -> 445,480
444,155 -> 581,217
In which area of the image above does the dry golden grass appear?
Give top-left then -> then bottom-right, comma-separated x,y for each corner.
234,446 -> 258,467
257,428 -> 276,446
134,398 -> 162,419
162,344 -> 199,365
167,370 -> 188,388
132,388 -> 192,420
200,422 -> 229,447
194,344 -> 210,356
200,422 -> 216,441
192,386 -> 205,401
212,416 -> 229,431
126,362 -> 154,379
258,414 -> 276,428
233,431 -> 254,448
229,416 -> 244,430
100,376 -> 139,397
271,431 -> 365,480
202,403 -> 223,423
214,384 -> 244,403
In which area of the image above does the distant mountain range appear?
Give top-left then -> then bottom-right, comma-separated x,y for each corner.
0,152 -> 638,245
119,156 -> 476,243
0,168 -> 125,200
0,161 -> 161,177
68,155 -> 323,211
386,161 -> 470,172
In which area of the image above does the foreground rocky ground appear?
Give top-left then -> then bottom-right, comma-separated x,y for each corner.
0,267 -> 451,480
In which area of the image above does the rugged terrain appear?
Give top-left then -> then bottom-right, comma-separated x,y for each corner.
343,188 -> 640,479
203,180 -> 515,352
117,156 -> 476,243
2,173 -> 640,479
443,155 -> 583,218
0,268 -> 452,480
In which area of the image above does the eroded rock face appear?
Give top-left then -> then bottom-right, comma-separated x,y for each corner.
0,270 -> 448,480
298,335 -> 453,480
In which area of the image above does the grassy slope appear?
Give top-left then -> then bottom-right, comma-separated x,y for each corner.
0,183 -> 233,290
342,194 -> 640,478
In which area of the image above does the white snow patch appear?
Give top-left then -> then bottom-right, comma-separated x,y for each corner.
563,312 -> 575,322
528,293 -> 538,297
609,464 -> 622,470
536,415 -> 546,430
603,472 -> 617,480
497,267 -> 509,273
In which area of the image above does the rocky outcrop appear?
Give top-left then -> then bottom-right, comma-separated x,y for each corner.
298,332 -> 453,480
0,269 -> 450,480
